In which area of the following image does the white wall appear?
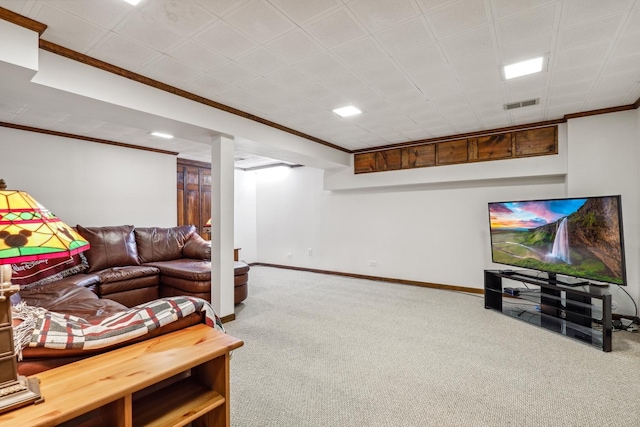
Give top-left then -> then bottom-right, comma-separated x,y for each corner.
244,113 -> 640,316
0,126 -> 176,227
566,110 -> 640,315
234,169 -> 257,263
251,152 -> 567,289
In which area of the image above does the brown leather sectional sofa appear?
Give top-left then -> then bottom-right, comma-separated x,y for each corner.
16,224 -> 249,375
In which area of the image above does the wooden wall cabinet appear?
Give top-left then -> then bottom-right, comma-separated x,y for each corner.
177,159 -> 212,240
354,125 -> 558,174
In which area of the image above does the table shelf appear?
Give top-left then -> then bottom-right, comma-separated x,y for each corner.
484,270 -> 612,352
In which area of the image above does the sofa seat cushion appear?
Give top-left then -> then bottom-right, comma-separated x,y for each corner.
19,282 -> 128,322
77,225 -> 140,272
135,225 -> 195,263
144,259 -> 211,281
95,265 -> 159,284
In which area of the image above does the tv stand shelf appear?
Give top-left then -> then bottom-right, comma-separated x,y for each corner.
484,270 -> 612,352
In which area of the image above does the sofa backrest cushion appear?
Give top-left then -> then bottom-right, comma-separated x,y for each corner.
134,225 -> 196,263
76,225 -> 140,272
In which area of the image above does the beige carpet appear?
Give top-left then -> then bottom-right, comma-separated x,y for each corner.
224,266 -> 640,427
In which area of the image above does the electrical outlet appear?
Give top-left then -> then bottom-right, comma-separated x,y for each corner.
307,248 -> 312,256
286,252 -> 292,259
369,260 -> 377,267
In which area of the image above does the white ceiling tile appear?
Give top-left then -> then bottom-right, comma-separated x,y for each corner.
393,44 -> 445,73
439,25 -> 495,58
374,17 -> 434,55
495,5 -> 558,46
289,83 -> 335,101
297,54 -> 349,80
427,0 -> 488,38
559,15 -> 623,51
225,0 -> 295,42
188,74 -> 232,95
37,3 -> 108,48
355,59 -> 405,84
235,47 -> 289,76
582,95 -> 622,111
549,80 -> 592,95
333,37 -> 388,69
193,0 -> 250,16
370,78 -> 416,97
347,0 -> 419,33
50,0 -> 129,28
564,0 -> 631,26
140,0 -> 216,36
90,33 -> 160,71
553,42 -> 610,70
193,20 -> 259,58
407,64 -> 456,86
303,7 -> 367,49
603,53 -> 640,76
139,56 -> 203,83
268,0 -> 342,23
52,115 -> 106,134
267,67 -> 316,88
321,72 -> 369,92
40,33 -> 93,55
590,71 -> 640,99
266,29 -> 326,64
491,0 -> 559,19
415,0 -> 458,12
457,69 -> 503,92
239,78 -> 292,99
551,65 -> 600,86
207,62 -> 261,85
167,40 -> 228,72
613,34 -> 640,59
115,10 -> 184,51
499,34 -> 554,64
621,6 -> 640,36
418,80 -> 463,100
547,91 -> 586,108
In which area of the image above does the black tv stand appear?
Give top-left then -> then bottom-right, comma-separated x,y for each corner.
484,270 -> 612,352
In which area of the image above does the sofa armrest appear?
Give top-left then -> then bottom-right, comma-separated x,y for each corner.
183,233 -> 211,260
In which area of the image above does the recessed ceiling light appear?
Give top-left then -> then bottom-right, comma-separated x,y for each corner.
333,105 -> 362,118
150,131 -> 174,139
503,56 -> 544,80
121,0 -> 142,5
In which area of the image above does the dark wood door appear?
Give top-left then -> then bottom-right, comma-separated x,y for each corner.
177,159 -> 212,240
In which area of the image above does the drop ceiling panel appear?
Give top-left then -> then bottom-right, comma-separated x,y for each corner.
374,18 -> 434,55
347,0 -> 420,33
225,0 -> 295,42
303,8 -> 367,49
0,0 -> 638,165
266,29 -> 326,64
192,21 -> 259,58
140,0 -> 216,37
167,40 -> 228,72
426,0 -> 489,38
114,10 -> 184,51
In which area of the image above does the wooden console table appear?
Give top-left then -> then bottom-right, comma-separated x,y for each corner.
0,324 -> 243,426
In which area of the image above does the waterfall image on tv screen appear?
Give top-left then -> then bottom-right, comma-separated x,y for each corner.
488,195 -> 627,285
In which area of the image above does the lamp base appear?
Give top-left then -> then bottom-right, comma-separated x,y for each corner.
0,375 -> 43,414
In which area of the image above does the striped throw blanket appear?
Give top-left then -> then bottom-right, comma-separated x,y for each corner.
12,296 -> 224,359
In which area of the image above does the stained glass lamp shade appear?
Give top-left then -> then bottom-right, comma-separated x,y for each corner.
0,180 -> 90,414
0,190 -> 89,264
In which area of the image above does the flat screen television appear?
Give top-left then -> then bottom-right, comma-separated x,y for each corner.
488,195 -> 627,286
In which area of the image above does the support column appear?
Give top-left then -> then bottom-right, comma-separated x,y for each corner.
210,135 -> 235,318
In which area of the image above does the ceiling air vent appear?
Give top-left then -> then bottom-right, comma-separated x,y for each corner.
503,98 -> 539,110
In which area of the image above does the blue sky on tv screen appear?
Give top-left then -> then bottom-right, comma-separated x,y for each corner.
490,199 -> 587,230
